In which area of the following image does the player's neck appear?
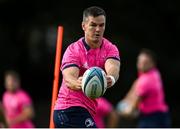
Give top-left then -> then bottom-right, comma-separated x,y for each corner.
139,67 -> 155,73
85,38 -> 102,49
7,88 -> 20,94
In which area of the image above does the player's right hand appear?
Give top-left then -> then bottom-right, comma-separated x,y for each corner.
68,77 -> 82,91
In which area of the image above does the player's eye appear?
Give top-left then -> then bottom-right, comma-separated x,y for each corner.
99,23 -> 105,27
90,24 -> 97,27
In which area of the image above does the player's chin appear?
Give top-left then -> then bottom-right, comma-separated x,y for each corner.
92,38 -> 102,44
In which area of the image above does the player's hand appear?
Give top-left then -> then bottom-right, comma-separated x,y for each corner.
77,76 -> 83,85
70,77 -> 82,90
117,100 -> 133,117
106,76 -> 112,88
106,75 -> 115,88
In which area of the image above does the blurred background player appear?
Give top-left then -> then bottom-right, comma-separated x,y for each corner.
2,70 -> 35,128
53,6 -> 120,127
117,49 -> 171,128
94,97 -> 119,128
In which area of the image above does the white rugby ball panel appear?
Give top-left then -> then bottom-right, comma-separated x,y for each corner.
82,67 -> 107,99
84,76 -> 103,98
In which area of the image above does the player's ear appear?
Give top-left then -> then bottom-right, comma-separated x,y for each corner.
82,21 -> 85,31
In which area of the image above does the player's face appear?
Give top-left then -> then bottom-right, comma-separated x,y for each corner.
82,15 -> 105,47
137,54 -> 153,72
5,75 -> 20,92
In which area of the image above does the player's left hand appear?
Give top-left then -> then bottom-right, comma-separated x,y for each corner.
106,75 -> 115,88
106,76 -> 112,88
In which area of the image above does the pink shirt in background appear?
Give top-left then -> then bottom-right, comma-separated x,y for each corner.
135,68 -> 168,114
3,89 -> 34,128
54,37 -> 120,117
94,97 -> 113,128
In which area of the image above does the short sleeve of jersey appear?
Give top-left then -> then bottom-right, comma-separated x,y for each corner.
135,77 -> 149,97
106,44 -> 120,61
61,43 -> 81,71
19,91 -> 32,107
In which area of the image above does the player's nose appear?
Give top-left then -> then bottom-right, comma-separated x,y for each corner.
95,26 -> 101,32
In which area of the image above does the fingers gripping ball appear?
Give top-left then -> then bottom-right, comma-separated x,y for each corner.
82,67 -> 107,99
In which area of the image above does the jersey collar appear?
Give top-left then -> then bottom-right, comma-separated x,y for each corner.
82,37 -> 104,51
82,38 -> 91,51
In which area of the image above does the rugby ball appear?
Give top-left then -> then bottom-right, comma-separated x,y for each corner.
82,67 -> 107,99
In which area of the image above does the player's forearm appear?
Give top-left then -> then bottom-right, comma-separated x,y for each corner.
11,114 -> 29,125
105,59 -> 120,88
10,107 -> 34,125
62,67 -> 81,90
106,64 -> 120,81
123,96 -> 139,116
64,75 -> 80,88
125,80 -> 139,103
105,59 -> 120,81
123,79 -> 137,102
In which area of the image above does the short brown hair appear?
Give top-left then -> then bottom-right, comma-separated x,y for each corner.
139,48 -> 157,64
4,70 -> 20,80
83,6 -> 106,21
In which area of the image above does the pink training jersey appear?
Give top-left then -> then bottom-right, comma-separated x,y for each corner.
54,37 -> 120,117
2,89 -> 34,128
135,68 -> 168,114
94,97 -> 113,128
